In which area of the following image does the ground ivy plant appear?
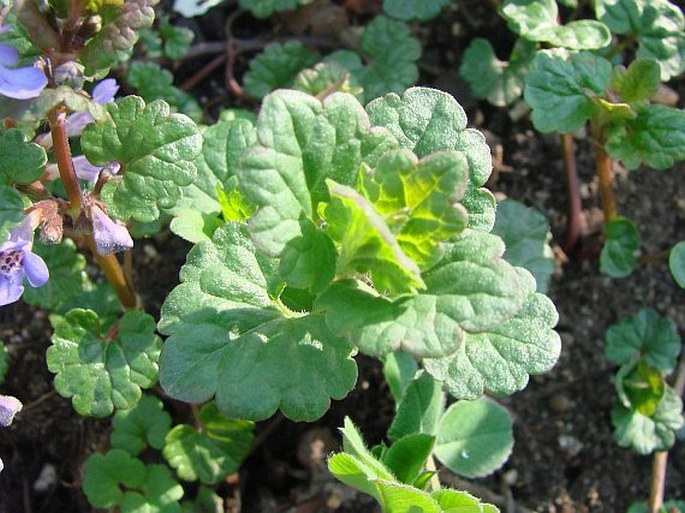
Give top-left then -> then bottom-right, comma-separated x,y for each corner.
0,0 -> 562,509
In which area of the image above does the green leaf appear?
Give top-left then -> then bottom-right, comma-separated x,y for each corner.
615,360 -> 665,416
216,182 -> 257,222
382,351 -> 419,404
0,186 -> 28,241
157,224 -> 358,421
611,59 -> 661,103
170,209 -> 224,243
424,288 -> 560,399
605,308 -> 681,372
81,0 -> 159,77
244,41 -> 320,99
119,464 -> 184,513
382,0 -> 451,21
82,96 -> 202,222
375,480 -> 442,513
111,394 -> 172,455
596,0 -> 685,80
159,16 -> 194,60
127,62 -> 202,122
47,309 -> 162,417
163,402 -> 255,484
669,241 -> 685,288
355,16 -> 421,102
317,230 -> 533,358
432,489 -> 499,512
293,52 -> 364,98
23,240 -> 90,311
388,371 -> 445,442
524,49 -> 612,133
433,398 -> 514,478
605,104 -> 685,170
366,87 -> 495,231
502,0 -> 611,49
83,449 -> 146,509
459,38 -> 536,107
180,486 -> 223,513
612,386 -> 684,454
0,341 -> 8,385
627,500 -> 685,513
235,89 -> 396,289
491,199 -> 554,293
0,129 -> 46,185
600,217 -> 640,278
238,0 -> 311,18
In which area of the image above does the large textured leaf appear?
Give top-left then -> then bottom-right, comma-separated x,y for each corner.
524,49 -> 612,133
424,289 -> 560,399
111,395 -> 172,455
0,128 -> 46,185
163,402 -> 254,484
382,0 -> 451,21
243,41 -> 320,99
460,38 -> 536,107
316,230 -> 532,357
434,398 -> 514,478
235,89 -> 396,288
47,309 -> 162,417
157,224 -> 357,421
605,104 -> 685,170
366,87 -> 495,231
491,199 -> 554,293
82,96 -> 202,222
596,0 -> 685,80
605,308 -> 681,373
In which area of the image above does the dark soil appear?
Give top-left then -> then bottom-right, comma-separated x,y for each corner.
1,1 -> 685,512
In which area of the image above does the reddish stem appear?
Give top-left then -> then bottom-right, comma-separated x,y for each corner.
591,123 -> 618,223
47,107 -> 83,216
561,133 -> 582,255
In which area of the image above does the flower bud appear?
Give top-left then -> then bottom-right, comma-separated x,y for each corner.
89,204 -> 133,255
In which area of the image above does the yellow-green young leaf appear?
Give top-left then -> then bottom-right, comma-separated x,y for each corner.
366,87 -> 495,231
669,241 -> 685,288
612,386 -> 684,455
0,129 -> 46,185
84,0 -> 124,13
432,489 -> 499,512
615,361 -> 665,416
611,59 -> 661,103
111,395 -> 172,456
82,96 -> 202,222
235,89 -> 396,290
47,309 -> 162,417
83,449 -> 146,509
524,49 -> 612,133
596,0 -> 685,80
460,38 -> 536,107
216,182 -> 256,222
375,480 -> 442,513
163,402 -> 255,484
157,224 -> 358,421
600,217 -> 640,278
605,308 -> 681,373
605,104 -> 685,170
433,398 -> 514,478
243,41 -> 320,99
424,285 -> 561,399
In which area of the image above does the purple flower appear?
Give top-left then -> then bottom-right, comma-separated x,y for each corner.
0,210 -> 49,306
0,394 -> 22,474
66,78 -> 119,137
90,205 -> 133,255
0,43 -> 47,100
73,155 -> 103,181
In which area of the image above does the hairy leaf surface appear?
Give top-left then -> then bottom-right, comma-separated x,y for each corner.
111,395 -> 172,455
0,129 -> 46,185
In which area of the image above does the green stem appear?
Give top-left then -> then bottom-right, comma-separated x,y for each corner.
92,249 -> 138,310
591,122 -> 618,223
48,106 -> 83,217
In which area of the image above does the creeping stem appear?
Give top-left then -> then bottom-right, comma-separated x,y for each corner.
591,123 -> 618,223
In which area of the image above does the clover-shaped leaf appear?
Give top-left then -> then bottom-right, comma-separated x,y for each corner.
366,87 -> 495,231
424,288 -> 561,399
0,186 -> 29,241
382,0 -> 451,21
434,398 -> 514,478
82,96 -> 202,222
605,308 -> 681,373
605,104 -> 685,170
612,386 -> 684,454
244,41 -> 320,99
596,0 -> 685,80
47,309 -> 162,417
670,241 -> 685,288
524,49 -> 612,133
83,449 -> 146,509
163,402 -> 255,484
0,128 -> 46,185
119,464 -> 184,513
611,59 -> 661,104
235,89 -> 396,289
317,230 -> 532,358
460,38 -> 536,107
157,224 -> 358,421
111,394 -> 172,455
600,217 -> 640,278
491,199 -> 554,293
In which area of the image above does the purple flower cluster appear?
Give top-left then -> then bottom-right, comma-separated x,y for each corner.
0,42 -> 47,100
